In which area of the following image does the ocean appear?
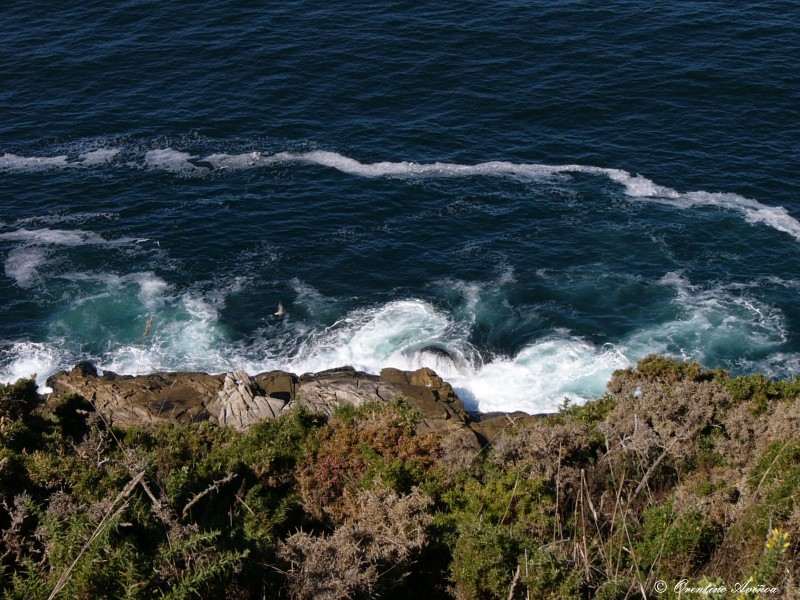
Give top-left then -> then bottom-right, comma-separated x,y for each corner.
2,1 -> 799,413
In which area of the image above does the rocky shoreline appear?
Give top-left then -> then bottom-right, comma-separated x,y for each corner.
45,362 -> 534,458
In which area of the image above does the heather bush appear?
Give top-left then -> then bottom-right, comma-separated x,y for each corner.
296,399 -> 438,524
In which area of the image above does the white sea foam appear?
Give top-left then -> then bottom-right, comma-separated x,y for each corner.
0,153 -> 70,171
249,151 -> 800,242
79,148 -> 120,166
59,271 -> 172,308
144,148 -> 209,173
3,146 -> 797,240
0,228 -> 148,286
624,273 -> 787,363
278,150 -> 563,179
135,273 -> 171,307
1,142 -> 122,171
81,271 -> 793,412
286,299 -> 470,375
266,276 -> 791,412
0,228 -> 109,246
4,247 -> 47,288
0,229 -> 105,286
450,339 -> 630,413
204,152 -> 274,170
6,274 -> 791,411
290,278 -> 342,321
0,342 -> 65,392
271,298 -> 624,412
98,287 -> 234,376
737,352 -> 800,379
15,212 -> 119,228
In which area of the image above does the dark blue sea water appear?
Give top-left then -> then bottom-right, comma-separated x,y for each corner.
2,1 -> 799,412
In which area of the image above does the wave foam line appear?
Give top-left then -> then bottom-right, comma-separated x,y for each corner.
0,153 -> 70,170
186,149 -> 800,242
0,228 -> 151,287
279,151 -> 800,241
144,149 -> 209,173
3,147 -> 798,240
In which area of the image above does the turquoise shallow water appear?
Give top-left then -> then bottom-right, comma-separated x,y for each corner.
1,2 -> 799,412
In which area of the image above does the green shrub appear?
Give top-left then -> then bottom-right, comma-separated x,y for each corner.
239,406 -> 324,477
450,520 -> 521,599
559,395 -> 617,426
633,498 -> 721,577
634,355 -> 712,384
521,547 -> 583,599
0,377 -> 39,421
749,437 -> 800,522
297,400 -> 438,523
723,373 -> 800,414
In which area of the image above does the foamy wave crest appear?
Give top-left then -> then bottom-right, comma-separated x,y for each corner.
270,150 -> 563,179
278,298 -> 629,412
450,339 -> 630,414
286,299 -> 476,375
79,148 -> 120,166
204,152 -> 278,170
0,342 -> 66,392
272,277 -> 790,412
4,278 -> 790,411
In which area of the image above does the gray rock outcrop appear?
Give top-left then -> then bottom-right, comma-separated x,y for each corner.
45,363 -> 480,457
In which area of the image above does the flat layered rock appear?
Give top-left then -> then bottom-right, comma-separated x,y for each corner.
45,362 -> 223,426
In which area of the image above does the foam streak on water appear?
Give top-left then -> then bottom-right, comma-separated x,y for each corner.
2,148 -> 797,241
0,228 -> 149,287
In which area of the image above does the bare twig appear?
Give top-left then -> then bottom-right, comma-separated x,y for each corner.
499,470 -> 520,526
234,494 -> 256,517
182,473 -> 238,519
507,564 -> 521,600
632,438 -> 679,499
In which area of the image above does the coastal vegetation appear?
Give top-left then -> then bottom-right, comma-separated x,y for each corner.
1,356 -> 799,598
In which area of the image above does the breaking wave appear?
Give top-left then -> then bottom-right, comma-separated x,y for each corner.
0,271 -> 790,413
